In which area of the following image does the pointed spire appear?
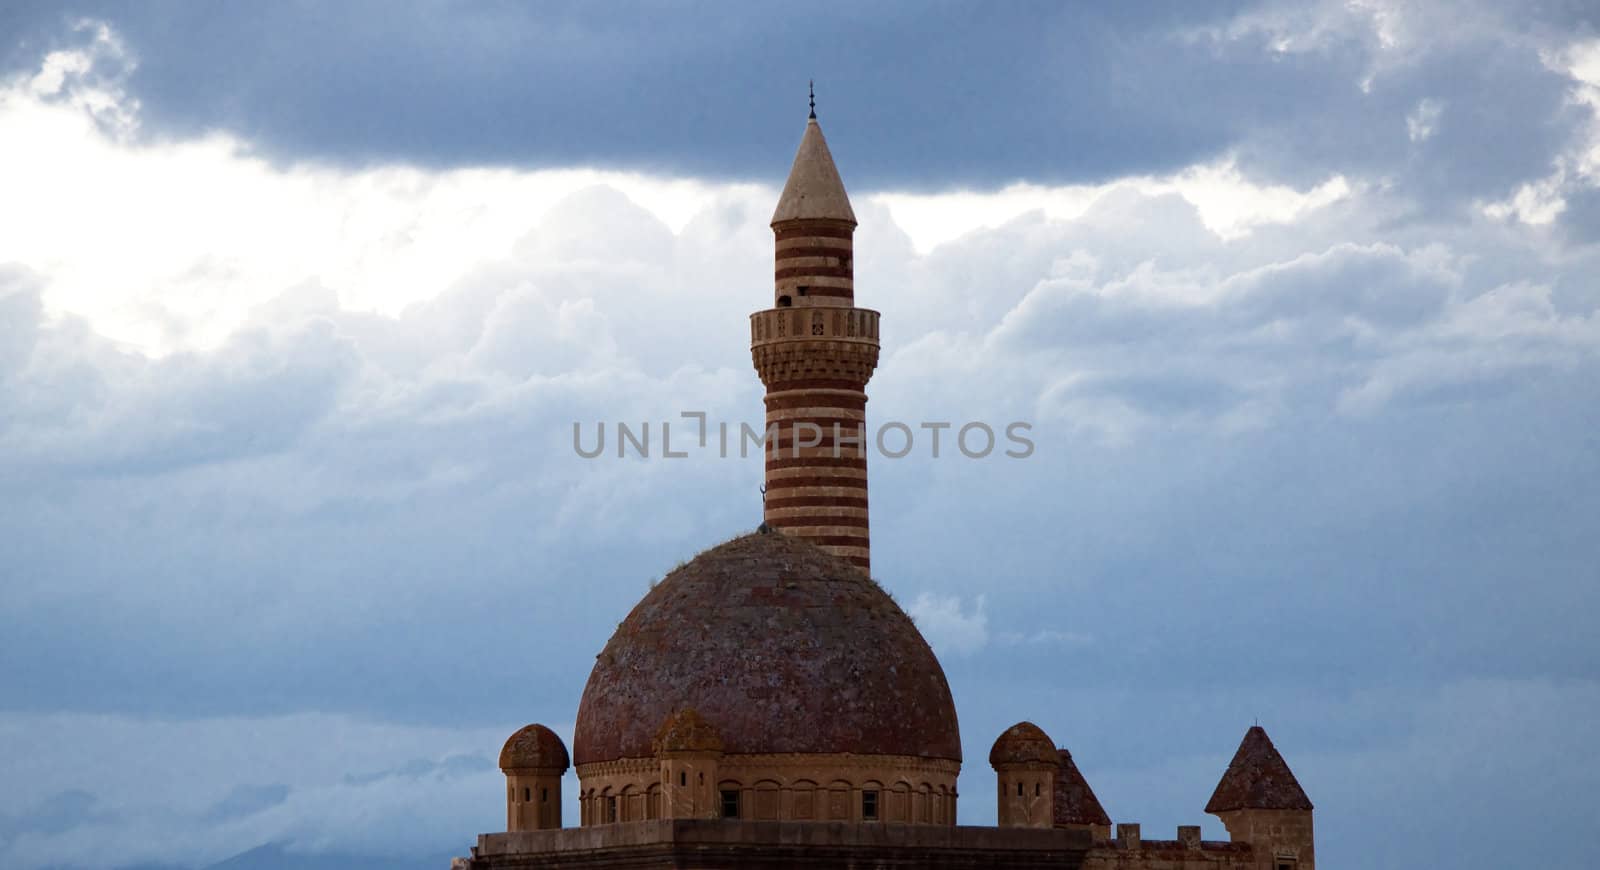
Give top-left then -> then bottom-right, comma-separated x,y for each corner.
1205,726 -> 1314,813
771,109 -> 856,227
1054,749 -> 1112,827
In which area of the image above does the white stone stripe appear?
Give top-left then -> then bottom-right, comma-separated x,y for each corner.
774,524 -> 872,539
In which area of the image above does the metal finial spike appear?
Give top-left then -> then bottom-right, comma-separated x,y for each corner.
808,80 -> 816,119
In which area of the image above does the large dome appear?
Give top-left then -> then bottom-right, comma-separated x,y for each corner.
572,530 -> 961,766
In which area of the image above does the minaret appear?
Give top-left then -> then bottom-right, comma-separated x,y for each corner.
751,93 -> 880,573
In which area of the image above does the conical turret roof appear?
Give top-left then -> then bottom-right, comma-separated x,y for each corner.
1054,749 -> 1112,826
771,116 -> 856,226
1205,726 -> 1314,813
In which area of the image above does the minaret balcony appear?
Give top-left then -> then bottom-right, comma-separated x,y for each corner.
750,307 -> 879,348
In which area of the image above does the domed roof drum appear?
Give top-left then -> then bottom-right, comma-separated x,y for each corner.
500,723 -> 570,772
573,531 -> 961,766
989,721 -> 1057,767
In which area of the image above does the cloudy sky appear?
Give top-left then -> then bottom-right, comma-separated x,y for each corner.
1,2 -> 1597,868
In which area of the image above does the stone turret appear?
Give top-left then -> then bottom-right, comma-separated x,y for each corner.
654,708 -> 724,820
752,105 -> 879,573
1206,725 -> 1315,870
499,724 -> 569,832
990,722 -> 1057,828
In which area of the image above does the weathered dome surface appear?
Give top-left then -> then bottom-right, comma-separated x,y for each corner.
499,723 -> 570,771
652,707 -> 725,754
573,530 -> 960,766
989,721 -> 1057,767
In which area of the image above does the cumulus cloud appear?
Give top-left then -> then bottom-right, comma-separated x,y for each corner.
1407,98 -> 1444,143
907,593 -> 989,656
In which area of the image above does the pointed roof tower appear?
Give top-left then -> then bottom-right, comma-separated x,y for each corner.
771,97 -> 857,226
1205,725 -> 1314,813
1053,749 -> 1112,827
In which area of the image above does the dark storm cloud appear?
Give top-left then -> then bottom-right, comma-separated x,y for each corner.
2,0 -> 1590,205
2,1 -> 1246,187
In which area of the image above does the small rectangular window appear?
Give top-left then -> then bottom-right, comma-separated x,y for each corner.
721,789 -> 741,819
680,772 -> 687,787
523,787 -> 530,802
541,787 -> 548,803
606,796 -> 618,823
862,790 -> 879,821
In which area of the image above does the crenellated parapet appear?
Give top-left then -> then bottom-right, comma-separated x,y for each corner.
987,722 -> 1314,870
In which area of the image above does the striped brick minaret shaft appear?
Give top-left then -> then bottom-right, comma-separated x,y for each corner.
751,110 -> 879,573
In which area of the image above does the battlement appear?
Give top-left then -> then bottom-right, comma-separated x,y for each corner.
1083,822 -> 1254,868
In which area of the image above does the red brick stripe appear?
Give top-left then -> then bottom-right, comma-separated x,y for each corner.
774,225 -> 853,241
776,246 -> 853,260
764,496 -> 870,510
762,475 -> 868,490
779,286 -> 854,299
765,416 -> 868,431
762,379 -> 868,392
775,265 -> 853,280
759,532 -> 873,548
765,455 -> 868,471
764,440 -> 870,454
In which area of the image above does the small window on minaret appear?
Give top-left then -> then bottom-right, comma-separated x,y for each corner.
798,285 -> 809,296
1035,783 -> 1041,796
862,790 -> 879,820
1017,783 -> 1023,797
778,295 -> 792,307
541,787 -> 548,803
680,772 -> 687,787
524,787 -> 531,802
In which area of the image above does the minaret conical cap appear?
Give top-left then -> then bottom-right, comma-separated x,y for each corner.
771,116 -> 857,226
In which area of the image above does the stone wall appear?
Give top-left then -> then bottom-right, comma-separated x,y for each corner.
462,819 -> 1093,869
1214,809 -> 1314,869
